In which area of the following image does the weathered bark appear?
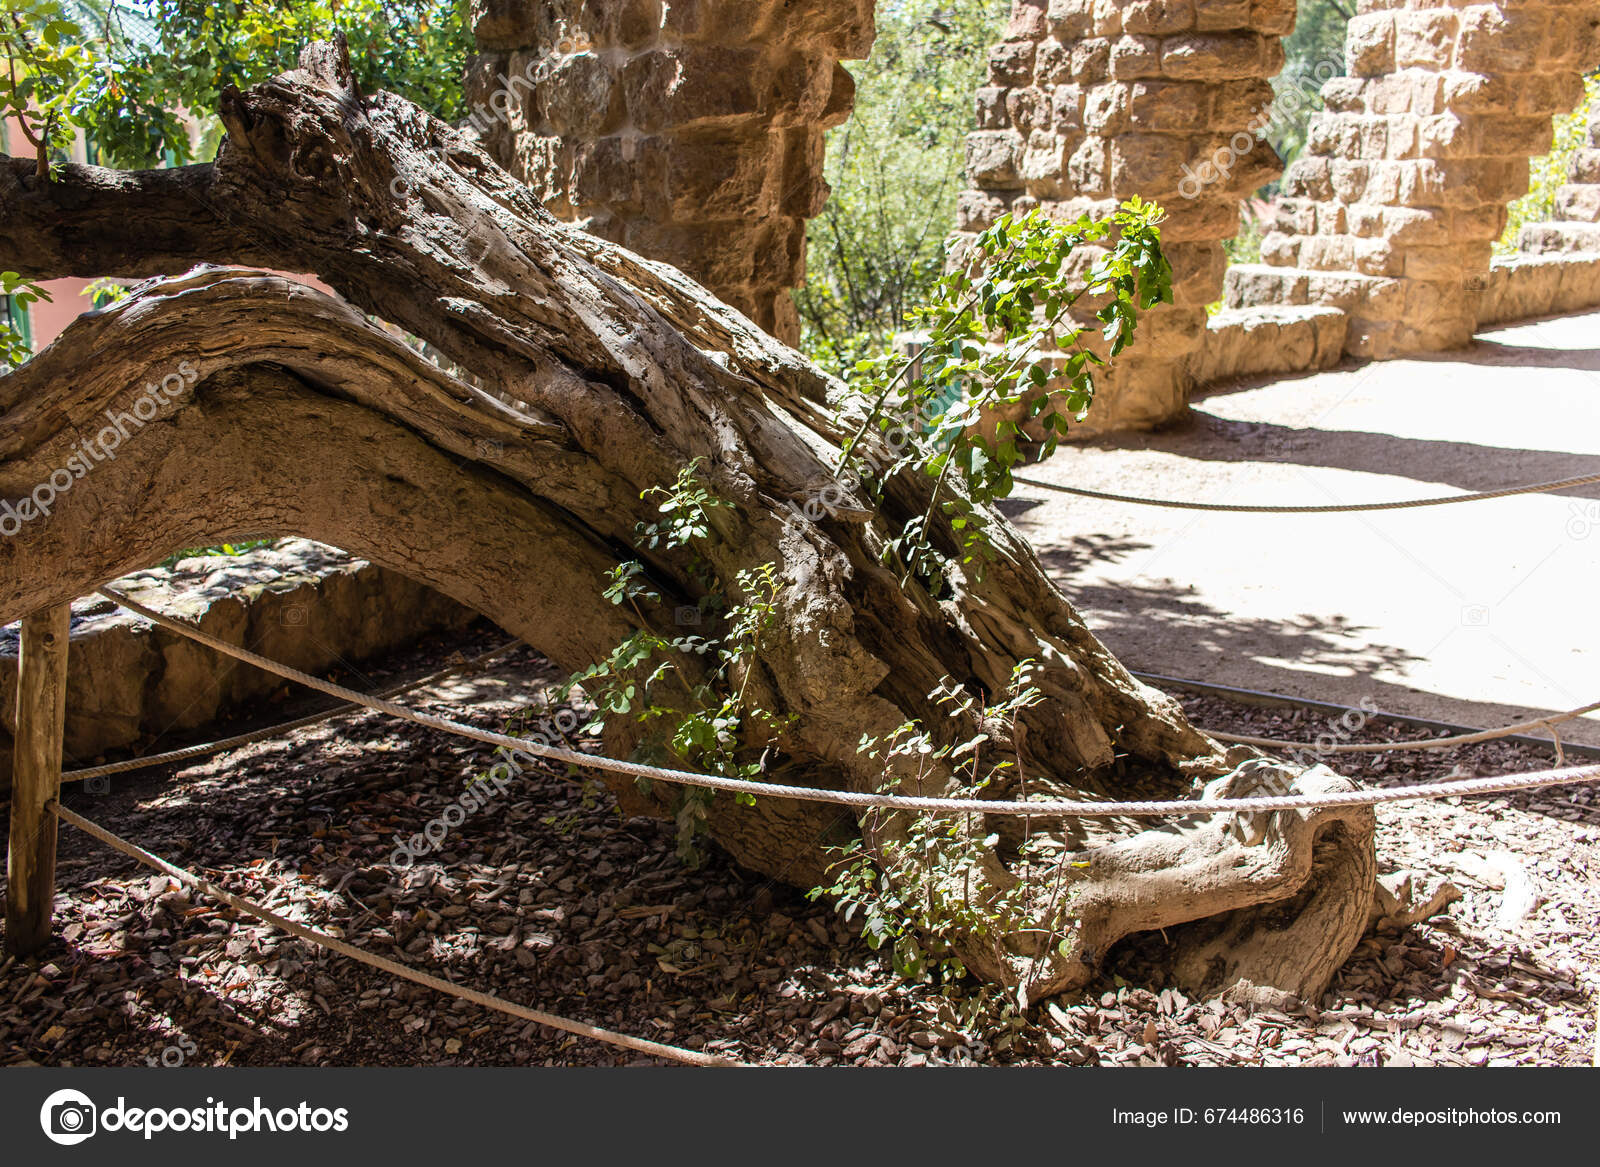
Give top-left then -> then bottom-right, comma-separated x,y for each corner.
0,41 -> 1374,1003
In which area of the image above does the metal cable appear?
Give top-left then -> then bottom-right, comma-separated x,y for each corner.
1012,469 -> 1600,513
1211,698 -> 1600,754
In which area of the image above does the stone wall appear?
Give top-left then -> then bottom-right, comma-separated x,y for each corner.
1519,101 -> 1600,254
955,0 -> 1297,433
467,0 -> 873,343
469,0 -> 1600,427
1234,0 -> 1599,358
0,541 -> 476,788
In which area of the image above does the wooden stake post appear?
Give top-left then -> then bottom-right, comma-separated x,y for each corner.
6,604 -> 70,955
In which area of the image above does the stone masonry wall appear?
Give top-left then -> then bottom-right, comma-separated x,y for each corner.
0,541 -> 476,790
1519,100 -> 1600,253
955,0 -> 1295,433
1231,0 -> 1600,358
467,0 -> 874,344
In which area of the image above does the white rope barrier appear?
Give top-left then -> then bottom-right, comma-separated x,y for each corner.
63,641 -> 521,781
50,800 -> 741,1068
97,587 -> 1600,819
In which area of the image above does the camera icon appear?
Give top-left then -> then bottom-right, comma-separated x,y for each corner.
1460,604 -> 1492,628
84,775 -> 111,795
40,1089 -> 97,1145
476,439 -> 504,458
280,604 -> 308,627
674,606 -> 701,627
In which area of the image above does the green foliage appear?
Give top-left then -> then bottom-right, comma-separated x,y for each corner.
1498,73 -> 1600,256
1259,0 -> 1350,188
794,0 -> 1009,372
840,200 -> 1171,589
158,539 -> 274,567
562,463 -> 793,867
1,270 -> 49,368
1222,205 -> 1264,267
0,0 -> 473,171
565,208 -> 1169,872
809,662 -> 1086,997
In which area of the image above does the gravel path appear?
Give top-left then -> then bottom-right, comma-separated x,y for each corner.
3,626 -> 1596,1067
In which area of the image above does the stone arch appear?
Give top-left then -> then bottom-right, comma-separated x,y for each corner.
471,0 -> 1307,431
1516,90 -> 1600,254
467,0 -> 874,344
955,0 -> 1299,433
1228,0 -> 1600,358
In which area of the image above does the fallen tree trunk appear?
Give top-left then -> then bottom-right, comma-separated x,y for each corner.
0,41 -> 1374,1004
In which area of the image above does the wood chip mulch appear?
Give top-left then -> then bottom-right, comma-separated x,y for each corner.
3,626 -> 1596,1067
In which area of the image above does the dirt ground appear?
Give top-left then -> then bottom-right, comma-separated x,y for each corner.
3,623 -> 1595,1068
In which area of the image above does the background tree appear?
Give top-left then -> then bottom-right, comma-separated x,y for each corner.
0,0 -> 470,363
794,0 -> 1008,374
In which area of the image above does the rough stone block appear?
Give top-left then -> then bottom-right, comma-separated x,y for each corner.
622,46 -> 763,132
1035,39 -> 1073,85
1122,0 -> 1195,36
1110,133 -> 1196,197
1110,35 -> 1164,78
1048,0 -> 1095,39
1329,159 -> 1372,203
1160,32 -> 1266,81
1006,86 -> 1052,135
1223,262 -> 1306,306
1052,83 -> 1087,131
955,188 -> 1013,233
1071,37 -> 1113,81
1193,0 -> 1252,32
1159,197 -> 1244,241
1555,184 -> 1600,221
1248,0 -> 1296,37
1455,4 -> 1542,71
1475,115 -> 1558,158
1127,80 -> 1211,131
1211,78 -> 1275,124
1346,13 -> 1396,76
1393,11 -> 1458,70
1283,156 -> 1333,199
975,85 -> 1012,130
1082,83 -> 1131,134
1414,113 -> 1474,159
1066,136 -> 1111,193
990,40 -> 1039,86
967,130 -> 1026,188
1092,0 -> 1124,36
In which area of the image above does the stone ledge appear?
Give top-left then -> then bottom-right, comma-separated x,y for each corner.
1190,304 -> 1349,388
1,539 -> 477,786
1515,221 -> 1600,256
1476,252 -> 1600,327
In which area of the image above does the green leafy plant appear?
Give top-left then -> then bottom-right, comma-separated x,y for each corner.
560,463 -> 793,865
1,0 -> 473,173
809,661 -> 1087,1000
1,270 -> 50,369
837,200 -> 1172,588
1498,72 -> 1600,255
